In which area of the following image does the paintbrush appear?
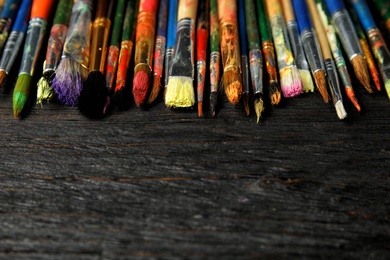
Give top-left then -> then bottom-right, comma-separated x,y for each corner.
196,0 -> 209,117
78,0 -> 114,118
209,0 -> 220,116
245,0 -> 265,122
12,0 -> 55,118
238,0 -> 250,116
281,0 -> 314,93
255,0 -> 281,106
372,0 -> 390,35
112,0 -> 138,110
0,0 -> 22,54
132,0 -> 159,107
165,0 -> 198,108
348,0 -> 390,99
217,0 -> 242,105
147,0 -> 168,105
264,0 -> 302,98
315,0 -> 361,112
347,2 -> 381,92
0,0 -> 4,13
103,0 -> 126,112
36,0 -> 73,106
0,0 -> 31,87
307,0 -> 346,119
162,0 -> 178,99
292,0 -> 329,103
323,0 -> 372,93
52,0 -> 93,106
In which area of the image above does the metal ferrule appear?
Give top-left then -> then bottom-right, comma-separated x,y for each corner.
164,48 -> 173,87
249,49 -> 263,95
241,55 -> 250,94
19,18 -> 47,75
209,51 -> 220,93
332,9 -> 362,60
301,28 -> 325,74
324,58 -> 342,105
0,30 -> 24,71
90,17 -> 110,72
286,20 -> 310,72
367,28 -> 390,80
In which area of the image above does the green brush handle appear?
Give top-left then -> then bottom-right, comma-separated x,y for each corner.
53,0 -> 73,25
245,0 -> 260,50
209,0 -> 219,53
110,0 -> 126,47
121,0 -> 137,41
256,0 -> 271,43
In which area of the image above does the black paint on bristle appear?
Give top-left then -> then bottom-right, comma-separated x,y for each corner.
170,18 -> 193,78
78,71 -> 108,119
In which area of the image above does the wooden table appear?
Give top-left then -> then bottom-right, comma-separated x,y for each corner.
0,77 -> 389,259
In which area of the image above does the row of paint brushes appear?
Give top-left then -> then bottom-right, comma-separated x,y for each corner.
0,0 -> 389,121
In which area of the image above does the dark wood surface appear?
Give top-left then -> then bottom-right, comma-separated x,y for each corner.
0,76 -> 389,259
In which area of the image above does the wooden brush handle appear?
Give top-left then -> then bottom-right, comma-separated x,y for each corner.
281,0 -> 296,22
178,0 -> 198,20
218,0 -> 237,23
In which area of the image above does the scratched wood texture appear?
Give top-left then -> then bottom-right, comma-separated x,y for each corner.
0,67 -> 389,259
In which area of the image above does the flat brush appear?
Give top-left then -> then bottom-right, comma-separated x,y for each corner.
256,0 -> 281,106
12,0 -> 55,118
209,0 -> 220,116
348,0 -> 390,99
265,0 -> 302,98
52,0 -> 93,106
196,0 -> 209,117
104,0 -> 126,111
217,0 -> 242,105
324,0 -> 372,93
0,0 -> 31,88
292,0 -> 329,103
132,0 -> 159,107
281,0 -> 314,93
165,0 -> 198,108
315,0 -> 361,112
0,0 -> 22,54
36,0 -> 73,106
307,0 -> 346,119
148,0 -> 169,105
238,0 -> 250,116
112,0 -> 138,110
78,0 -> 114,118
245,0 -> 265,122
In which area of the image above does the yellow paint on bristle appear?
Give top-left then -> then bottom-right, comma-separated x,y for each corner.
299,69 -> 314,93
385,80 -> 390,100
254,98 -> 264,124
165,77 -> 195,108
36,77 -> 55,106
223,68 -> 242,105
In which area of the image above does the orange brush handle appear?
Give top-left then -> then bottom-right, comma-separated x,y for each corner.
31,0 -> 55,19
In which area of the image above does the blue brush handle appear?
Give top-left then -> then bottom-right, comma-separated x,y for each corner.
167,0 -> 178,48
292,0 -> 312,32
324,0 -> 346,15
350,0 -> 376,31
1,0 -> 22,18
238,0 -> 248,55
12,0 -> 31,32
157,0 -> 169,37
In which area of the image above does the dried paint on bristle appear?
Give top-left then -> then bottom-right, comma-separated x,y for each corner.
222,68 -> 242,105
279,66 -> 302,98
254,97 -> 264,124
299,69 -> 314,93
335,100 -> 347,120
133,70 -> 150,106
313,70 -> 329,103
0,70 -> 6,86
165,77 -> 195,108
345,87 -> 361,112
210,91 -> 218,117
385,80 -> 390,100
36,77 -> 55,106
269,81 -> 281,105
351,55 -> 372,93
148,75 -> 162,104
243,93 -> 250,116
198,101 -> 203,117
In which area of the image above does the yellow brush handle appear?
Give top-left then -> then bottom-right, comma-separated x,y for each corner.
281,0 -> 296,22
178,0 -> 199,21
218,0 -> 237,23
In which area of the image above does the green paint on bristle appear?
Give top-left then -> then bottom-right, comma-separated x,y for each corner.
385,80 -> 390,99
13,74 -> 32,118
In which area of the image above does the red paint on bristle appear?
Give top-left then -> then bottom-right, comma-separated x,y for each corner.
133,70 -> 149,106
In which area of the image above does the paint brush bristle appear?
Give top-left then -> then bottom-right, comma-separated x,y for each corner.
133,67 -> 150,107
299,69 -> 314,93
165,77 -> 196,108
335,100 -> 347,120
222,68 -> 242,105
254,96 -> 264,123
13,73 -> 31,118
0,70 -> 6,86
269,80 -> 281,105
351,54 -> 372,93
313,70 -> 329,102
344,87 -> 361,112
148,74 -> 162,104
279,65 -> 302,98
385,80 -> 390,99
210,91 -> 218,117
36,72 -> 55,106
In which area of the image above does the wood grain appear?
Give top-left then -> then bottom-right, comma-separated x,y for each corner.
0,72 -> 389,259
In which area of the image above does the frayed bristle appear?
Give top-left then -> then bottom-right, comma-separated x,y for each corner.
222,67 -> 242,105
78,71 -> 108,119
351,55 -> 372,93
0,70 -> 7,86
210,91 -> 218,117
269,80 -> 281,105
254,96 -> 264,123
148,75 -> 162,104
279,66 -> 303,98
52,58 -> 84,106
344,87 -> 361,112
313,70 -> 329,103
165,76 -> 195,108
334,100 -> 347,120
36,77 -> 55,106
13,74 -> 31,118
299,69 -> 314,93
132,70 -> 150,107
